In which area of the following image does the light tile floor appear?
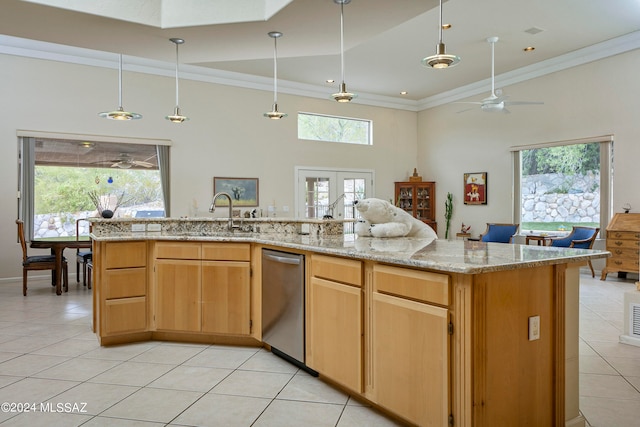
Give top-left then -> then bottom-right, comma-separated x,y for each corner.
0,277 -> 402,427
0,272 -> 638,426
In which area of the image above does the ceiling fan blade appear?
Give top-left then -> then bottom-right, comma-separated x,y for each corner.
503,101 -> 544,106
456,106 -> 478,114
132,161 -> 153,168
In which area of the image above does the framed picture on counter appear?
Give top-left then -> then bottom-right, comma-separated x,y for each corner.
463,172 -> 487,205
213,177 -> 259,207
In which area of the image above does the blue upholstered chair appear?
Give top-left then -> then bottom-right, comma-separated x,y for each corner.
479,223 -> 520,243
550,226 -> 599,277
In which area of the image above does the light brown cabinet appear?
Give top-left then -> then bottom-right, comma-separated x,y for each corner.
370,264 -> 450,427
601,213 -> 640,280
155,259 -> 201,331
307,255 -> 363,393
99,241 -> 148,336
154,242 -> 251,335
395,181 -> 437,233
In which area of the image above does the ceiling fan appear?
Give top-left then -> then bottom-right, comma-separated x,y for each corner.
96,153 -> 154,169
456,36 -> 543,113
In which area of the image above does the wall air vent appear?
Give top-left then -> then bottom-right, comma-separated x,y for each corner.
631,303 -> 640,338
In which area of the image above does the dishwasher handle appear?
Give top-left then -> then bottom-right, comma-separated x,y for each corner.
263,253 -> 302,265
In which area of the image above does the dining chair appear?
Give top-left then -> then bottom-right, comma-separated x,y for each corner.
75,218 -> 92,287
479,223 -> 520,243
550,226 -> 600,277
16,219 -> 68,296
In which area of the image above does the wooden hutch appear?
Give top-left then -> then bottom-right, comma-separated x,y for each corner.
395,180 -> 436,233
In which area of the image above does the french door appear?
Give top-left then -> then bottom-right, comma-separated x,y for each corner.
295,167 -> 373,230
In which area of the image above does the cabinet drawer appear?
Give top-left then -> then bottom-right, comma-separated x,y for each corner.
607,257 -> 640,271
202,243 -> 250,261
311,255 -> 362,287
104,268 -> 146,299
608,231 -> 640,240
156,242 -> 201,259
607,239 -> 640,250
607,247 -> 639,258
105,241 -> 147,268
373,264 -> 449,306
104,297 -> 146,334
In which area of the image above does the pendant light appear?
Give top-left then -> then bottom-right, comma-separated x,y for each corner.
98,54 -> 142,120
166,38 -> 189,123
264,31 -> 287,119
331,0 -> 357,102
421,0 -> 460,69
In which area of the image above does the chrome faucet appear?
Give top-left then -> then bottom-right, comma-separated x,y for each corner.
209,192 -> 235,231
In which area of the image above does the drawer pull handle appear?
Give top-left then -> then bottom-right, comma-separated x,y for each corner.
615,241 -> 623,246
614,261 -> 623,265
615,249 -> 623,255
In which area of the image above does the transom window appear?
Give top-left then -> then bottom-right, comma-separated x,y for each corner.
298,112 -> 372,145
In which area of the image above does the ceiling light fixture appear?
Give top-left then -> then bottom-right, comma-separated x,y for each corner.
331,0 -> 356,103
264,31 -> 287,120
421,0 -> 460,69
98,54 -> 142,120
166,38 -> 189,123
523,46 -> 535,52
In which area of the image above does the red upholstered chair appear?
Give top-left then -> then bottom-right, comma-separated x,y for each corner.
16,219 -> 68,296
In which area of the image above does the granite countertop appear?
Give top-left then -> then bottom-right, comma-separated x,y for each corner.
91,231 -> 610,275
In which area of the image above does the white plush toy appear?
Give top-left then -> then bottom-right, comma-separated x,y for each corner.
353,198 -> 438,239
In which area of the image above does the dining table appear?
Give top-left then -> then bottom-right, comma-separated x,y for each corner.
30,237 -> 92,295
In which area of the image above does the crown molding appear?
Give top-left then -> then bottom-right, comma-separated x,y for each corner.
1,31 -> 638,113
417,30 -> 640,110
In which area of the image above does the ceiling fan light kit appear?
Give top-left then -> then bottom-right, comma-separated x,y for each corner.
331,0 -> 357,103
422,0 -> 460,69
165,37 -> 189,123
99,54 -> 142,120
264,31 -> 287,119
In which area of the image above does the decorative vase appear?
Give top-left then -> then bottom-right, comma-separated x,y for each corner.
101,209 -> 114,219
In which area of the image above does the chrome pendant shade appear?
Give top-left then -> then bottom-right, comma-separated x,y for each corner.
99,54 -> 142,120
331,0 -> 357,103
421,0 -> 460,69
264,31 -> 287,119
166,38 -> 189,123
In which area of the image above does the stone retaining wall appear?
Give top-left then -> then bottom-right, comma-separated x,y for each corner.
521,172 -> 600,223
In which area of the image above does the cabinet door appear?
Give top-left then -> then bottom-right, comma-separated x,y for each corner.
372,292 -> 449,427
201,261 -> 250,335
415,182 -> 434,223
155,259 -> 201,332
104,297 -> 147,335
307,277 -> 362,393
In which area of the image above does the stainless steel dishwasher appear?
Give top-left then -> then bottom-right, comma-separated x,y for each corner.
261,249 -> 317,374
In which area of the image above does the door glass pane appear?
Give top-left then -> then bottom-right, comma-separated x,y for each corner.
342,178 -> 366,234
305,177 -> 330,219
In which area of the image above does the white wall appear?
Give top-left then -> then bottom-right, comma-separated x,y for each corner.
0,53 -> 418,280
418,49 -> 640,245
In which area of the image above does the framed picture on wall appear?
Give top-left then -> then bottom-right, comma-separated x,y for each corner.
213,177 -> 259,207
463,172 -> 487,205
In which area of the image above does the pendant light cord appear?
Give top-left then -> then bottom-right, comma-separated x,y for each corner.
340,1 -> 345,85
438,0 -> 443,44
118,54 -> 123,109
273,36 -> 278,104
174,42 -> 180,107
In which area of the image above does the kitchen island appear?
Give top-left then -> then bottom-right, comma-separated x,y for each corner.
90,218 -> 608,427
